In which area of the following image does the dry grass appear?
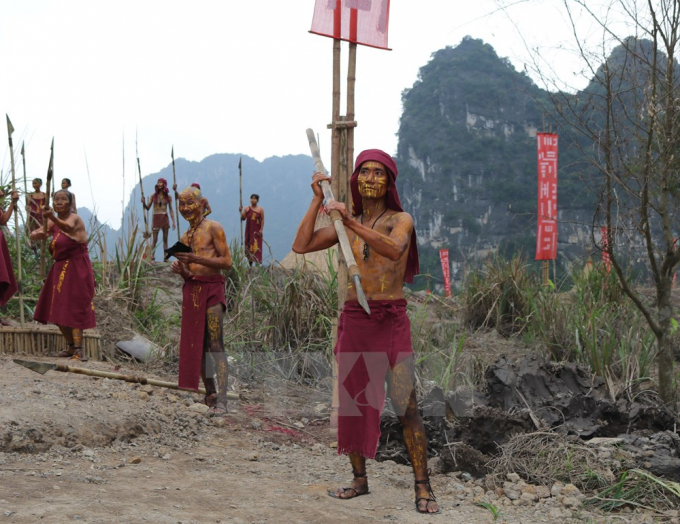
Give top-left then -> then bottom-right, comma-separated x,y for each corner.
489,431 -> 680,512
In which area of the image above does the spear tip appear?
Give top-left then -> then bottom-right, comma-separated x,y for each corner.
171,145 -> 174,159
20,142 -> 24,155
6,114 -> 14,136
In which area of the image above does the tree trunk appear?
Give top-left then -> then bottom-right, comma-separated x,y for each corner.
657,286 -> 675,405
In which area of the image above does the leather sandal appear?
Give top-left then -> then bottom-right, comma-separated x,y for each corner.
415,477 -> 440,514
69,348 -> 88,362
55,344 -> 76,358
328,472 -> 370,499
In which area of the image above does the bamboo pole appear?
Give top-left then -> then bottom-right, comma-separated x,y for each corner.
5,115 -> 25,326
20,142 -> 29,248
171,147 -> 180,242
239,157 -> 243,250
136,135 -> 150,257
329,35 -> 342,430
40,140 -> 54,279
13,359 -> 239,398
347,41 -> 357,216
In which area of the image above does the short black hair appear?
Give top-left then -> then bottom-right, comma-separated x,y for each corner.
54,189 -> 73,205
33,178 -> 43,185
250,194 -> 259,201
61,178 -> 72,187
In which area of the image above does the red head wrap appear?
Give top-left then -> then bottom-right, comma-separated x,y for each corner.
153,178 -> 170,203
191,183 -> 201,190
350,149 -> 419,284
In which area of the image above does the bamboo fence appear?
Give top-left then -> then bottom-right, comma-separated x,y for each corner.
0,326 -> 101,360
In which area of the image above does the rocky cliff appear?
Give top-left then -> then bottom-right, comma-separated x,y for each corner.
396,37 -> 596,286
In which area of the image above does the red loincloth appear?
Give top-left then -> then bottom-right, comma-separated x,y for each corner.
244,208 -> 263,263
335,299 -> 414,459
33,226 -> 96,329
178,274 -> 226,391
152,213 -> 170,231
0,228 -> 18,307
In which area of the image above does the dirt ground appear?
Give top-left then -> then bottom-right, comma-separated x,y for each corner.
0,354 -> 668,524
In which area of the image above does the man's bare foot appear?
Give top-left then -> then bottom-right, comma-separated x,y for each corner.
328,474 -> 369,499
415,479 -> 440,514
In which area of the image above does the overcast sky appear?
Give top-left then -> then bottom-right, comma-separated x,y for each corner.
0,0 -> 609,229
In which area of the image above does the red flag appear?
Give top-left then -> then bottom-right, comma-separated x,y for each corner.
310,0 -> 391,50
439,249 -> 452,297
535,133 -> 558,260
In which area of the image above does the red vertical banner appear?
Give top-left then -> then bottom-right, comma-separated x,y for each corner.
310,0 -> 391,50
600,227 -> 611,272
535,133 -> 558,260
439,249 -> 452,297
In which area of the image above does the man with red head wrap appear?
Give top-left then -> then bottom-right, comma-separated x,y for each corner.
292,150 -> 439,514
142,178 -> 176,262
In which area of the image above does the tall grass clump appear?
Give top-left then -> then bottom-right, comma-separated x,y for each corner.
461,253 -> 538,337
409,293 -> 483,390
529,264 -> 657,398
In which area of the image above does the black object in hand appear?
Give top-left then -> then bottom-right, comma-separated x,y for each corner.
164,242 -> 192,259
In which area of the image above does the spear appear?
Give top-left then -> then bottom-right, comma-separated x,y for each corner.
239,157 -> 243,249
5,115 -> 25,326
305,128 -> 370,315
13,359 -> 239,399
136,136 -> 151,250
171,146 -> 180,242
20,142 -> 28,248
40,139 -> 54,280
20,142 -> 27,206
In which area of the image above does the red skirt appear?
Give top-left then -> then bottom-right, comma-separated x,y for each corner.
178,274 -> 226,391
0,229 -> 17,308
33,252 -> 96,329
335,299 -> 413,459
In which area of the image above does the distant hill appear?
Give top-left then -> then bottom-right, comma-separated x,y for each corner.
82,154 -> 316,263
395,36 -> 653,285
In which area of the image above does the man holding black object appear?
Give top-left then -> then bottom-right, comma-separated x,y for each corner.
170,186 -> 232,415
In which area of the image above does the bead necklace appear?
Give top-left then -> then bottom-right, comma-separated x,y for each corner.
360,208 -> 388,260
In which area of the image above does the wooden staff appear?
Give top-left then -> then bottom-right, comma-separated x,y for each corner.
13,359 -> 239,398
306,129 -> 369,314
5,115 -> 25,326
239,157 -> 243,248
40,139 -> 54,280
171,146 -> 180,242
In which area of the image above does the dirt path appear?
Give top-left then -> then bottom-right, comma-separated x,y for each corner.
0,355 -> 658,523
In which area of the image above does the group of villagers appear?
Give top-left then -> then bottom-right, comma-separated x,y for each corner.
0,150 -> 439,514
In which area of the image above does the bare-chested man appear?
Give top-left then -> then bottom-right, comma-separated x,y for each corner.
142,178 -> 176,262
292,149 -> 439,514
170,186 -> 232,415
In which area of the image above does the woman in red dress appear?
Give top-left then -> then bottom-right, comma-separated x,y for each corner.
239,194 -> 264,266
31,190 -> 96,360
0,189 -> 19,310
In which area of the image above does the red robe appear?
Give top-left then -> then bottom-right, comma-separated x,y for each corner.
0,228 -> 18,307
335,299 -> 414,459
33,225 -> 96,329
178,274 -> 226,391
244,208 -> 263,263
27,194 -> 45,231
